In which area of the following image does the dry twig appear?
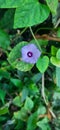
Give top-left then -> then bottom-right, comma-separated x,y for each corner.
35,34 -> 60,42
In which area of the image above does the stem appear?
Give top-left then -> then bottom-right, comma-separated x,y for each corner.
49,108 -> 56,118
20,27 -> 27,35
29,27 -> 42,51
42,73 -> 48,105
41,73 -> 56,118
35,34 -> 60,42
54,18 -> 60,28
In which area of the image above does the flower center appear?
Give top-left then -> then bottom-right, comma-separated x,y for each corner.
27,51 -> 33,57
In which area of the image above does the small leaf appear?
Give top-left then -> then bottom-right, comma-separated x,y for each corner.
28,83 -> 39,95
37,105 -> 46,115
13,96 -> 22,107
51,46 -> 58,56
0,105 -> 9,115
36,56 -> 49,73
53,91 -> 60,100
24,97 -> 34,111
27,112 -> 38,130
50,57 -> 60,67
14,107 -> 28,121
37,117 -> 51,130
0,89 -> 6,104
10,78 -> 23,88
51,48 -> 60,67
0,69 -> 10,80
21,87 -> 29,102
31,73 -> 42,83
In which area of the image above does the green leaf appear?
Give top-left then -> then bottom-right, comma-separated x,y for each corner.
51,46 -> 58,56
56,49 -> 60,87
0,89 -> 6,104
0,69 -> 10,80
37,117 -> 51,130
14,2 -> 50,28
0,105 -> 9,115
31,73 -> 42,83
0,9 -> 15,29
13,96 -> 22,107
36,56 -> 49,73
46,0 -> 58,14
53,90 -> 60,100
14,107 -> 28,121
51,49 -> 60,67
57,28 -> 60,38
10,78 -> 23,88
27,112 -> 38,130
37,105 -> 46,115
0,127 -> 2,130
50,57 -> 60,67
0,0 -> 38,8
28,83 -> 39,96
0,116 -> 6,122
8,42 -> 34,72
21,87 -> 29,102
0,29 -> 10,50
15,120 -> 24,130
24,97 -> 34,111
0,0 -> 22,8
56,67 -> 60,87
56,49 -> 60,59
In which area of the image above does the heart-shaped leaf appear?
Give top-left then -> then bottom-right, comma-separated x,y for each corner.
50,56 -> 60,67
36,56 -> 49,73
14,2 -> 50,28
8,42 -> 34,72
50,49 -> 60,67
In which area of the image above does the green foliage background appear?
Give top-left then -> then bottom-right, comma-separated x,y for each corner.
0,0 -> 60,130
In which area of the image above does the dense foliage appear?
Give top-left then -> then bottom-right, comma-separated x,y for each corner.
0,0 -> 60,130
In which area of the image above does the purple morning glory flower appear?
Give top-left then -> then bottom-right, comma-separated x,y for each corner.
21,43 -> 41,64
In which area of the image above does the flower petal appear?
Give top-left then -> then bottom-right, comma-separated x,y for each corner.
21,43 -> 41,64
